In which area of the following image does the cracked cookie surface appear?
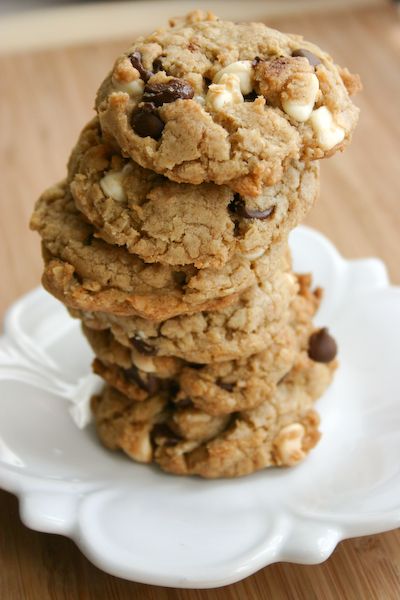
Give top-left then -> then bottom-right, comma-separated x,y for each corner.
30,181 -> 284,320
82,273 -> 329,415
73,261 -> 297,363
96,11 -> 360,195
69,119 -> 318,268
91,350 -> 335,477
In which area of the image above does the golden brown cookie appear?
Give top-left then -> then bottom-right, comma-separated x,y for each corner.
68,119 -> 319,269
91,351 -> 335,478
31,181 -> 285,320
96,11 -> 360,195
73,265 -> 298,364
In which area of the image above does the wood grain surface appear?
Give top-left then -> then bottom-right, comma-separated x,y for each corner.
1,4 -> 400,599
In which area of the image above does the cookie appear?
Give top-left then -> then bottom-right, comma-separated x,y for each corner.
92,352 -> 335,477
68,119 -> 319,269
84,324 -> 182,402
73,266 -> 298,364
177,278 -> 324,414
84,272 -> 329,415
30,181 -> 284,320
96,11 -> 360,196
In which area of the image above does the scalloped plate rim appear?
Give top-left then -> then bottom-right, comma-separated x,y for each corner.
0,225 -> 399,589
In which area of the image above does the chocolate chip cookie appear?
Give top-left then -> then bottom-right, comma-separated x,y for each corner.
73,265 -> 298,364
69,118 -> 319,269
96,11 -> 361,196
31,181 -> 285,320
91,350 -> 335,477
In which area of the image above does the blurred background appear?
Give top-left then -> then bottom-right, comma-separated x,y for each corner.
0,2 -> 399,599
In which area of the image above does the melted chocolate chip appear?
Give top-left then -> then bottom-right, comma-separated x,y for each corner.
129,51 -> 153,82
308,328 -> 337,363
142,78 -> 194,106
228,194 -> 275,220
217,379 -> 235,392
131,103 -> 164,140
130,335 -> 156,356
292,48 -> 321,67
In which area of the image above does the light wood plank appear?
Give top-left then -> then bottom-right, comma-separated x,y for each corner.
1,5 -> 399,599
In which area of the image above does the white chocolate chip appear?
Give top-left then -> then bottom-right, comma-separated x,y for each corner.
193,95 -> 205,106
309,106 -> 345,150
99,170 -> 127,202
206,74 -> 243,111
240,248 -> 265,260
275,423 -> 306,465
282,72 -> 319,122
113,77 -> 144,98
124,429 -> 152,463
214,60 -> 253,95
131,348 -> 156,373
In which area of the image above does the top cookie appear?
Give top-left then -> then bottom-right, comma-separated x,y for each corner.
96,11 -> 361,196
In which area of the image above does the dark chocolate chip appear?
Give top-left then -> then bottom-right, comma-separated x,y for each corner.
151,423 -> 181,446
123,366 -> 158,394
152,57 -> 164,73
130,335 -> 156,356
173,271 -> 187,286
175,397 -> 193,409
187,362 -> 205,370
217,379 -> 235,392
169,380 -> 180,397
228,194 -> 244,215
244,91 -> 257,102
142,78 -> 194,106
128,51 -> 153,82
83,233 -> 94,246
131,104 -> 164,140
308,328 -> 337,363
292,48 -> 321,67
228,194 -> 275,220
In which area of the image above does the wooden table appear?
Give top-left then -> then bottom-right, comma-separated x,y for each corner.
1,2 -> 399,598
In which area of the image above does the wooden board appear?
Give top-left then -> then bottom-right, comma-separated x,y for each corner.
1,3 -> 400,599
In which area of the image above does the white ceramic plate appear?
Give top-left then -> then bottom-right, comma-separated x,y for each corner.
1,225 -> 399,589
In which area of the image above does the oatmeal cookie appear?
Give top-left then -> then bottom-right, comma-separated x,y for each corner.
96,11 -> 360,195
92,352 -> 335,477
69,119 -> 319,268
30,181 -> 283,320
73,266 -> 298,363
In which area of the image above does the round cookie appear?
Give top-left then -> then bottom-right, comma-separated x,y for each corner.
96,11 -> 361,196
91,352 -> 335,477
73,266 -> 298,364
68,119 -> 319,269
30,181 -> 283,320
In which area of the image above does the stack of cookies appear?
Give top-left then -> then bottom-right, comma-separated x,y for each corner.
31,12 -> 361,478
